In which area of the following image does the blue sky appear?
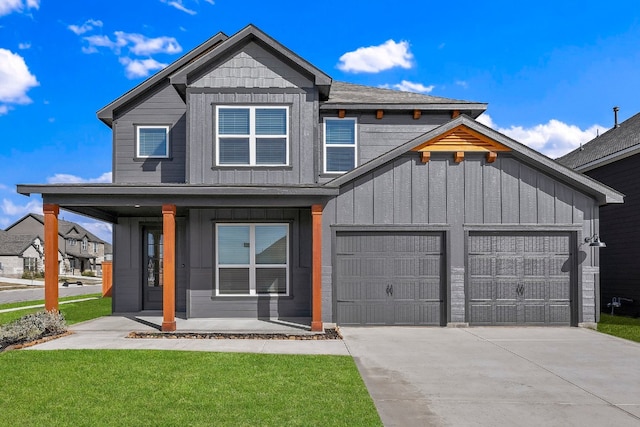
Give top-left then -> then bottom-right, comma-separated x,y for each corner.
1,0 -> 639,242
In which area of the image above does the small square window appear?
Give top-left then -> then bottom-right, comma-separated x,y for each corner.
137,126 -> 169,158
324,118 -> 357,173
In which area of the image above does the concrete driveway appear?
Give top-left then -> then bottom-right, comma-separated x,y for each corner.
341,327 -> 640,426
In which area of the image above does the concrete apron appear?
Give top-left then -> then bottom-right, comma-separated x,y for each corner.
24,316 -> 350,356
341,326 -> 640,427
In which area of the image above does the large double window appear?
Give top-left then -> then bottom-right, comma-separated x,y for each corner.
324,118 -> 357,173
216,106 -> 289,166
137,125 -> 170,158
215,224 -> 289,296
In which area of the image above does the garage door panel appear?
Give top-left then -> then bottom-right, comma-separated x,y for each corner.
336,232 -> 443,326
468,232 -> 573,326
470,279 -> 494,300
496,305 -> 518,323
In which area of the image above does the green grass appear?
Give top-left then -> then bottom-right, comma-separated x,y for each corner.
598,313 -> 640,343
0,350 -> 381,427
0,296 -> 111,326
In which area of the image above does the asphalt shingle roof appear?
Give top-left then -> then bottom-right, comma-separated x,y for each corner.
324,81 -> 479,106
557,112 -> 640,170
0,231 -> 37,256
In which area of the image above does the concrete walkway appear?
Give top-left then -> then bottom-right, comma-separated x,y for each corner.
25,316 -> 350,356
341,327 -> 640,427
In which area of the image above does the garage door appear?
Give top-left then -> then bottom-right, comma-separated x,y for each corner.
468,232 -> 573,325
335,232 -> 443,326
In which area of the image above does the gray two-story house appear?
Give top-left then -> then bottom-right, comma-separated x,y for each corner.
19,25 -> 623,331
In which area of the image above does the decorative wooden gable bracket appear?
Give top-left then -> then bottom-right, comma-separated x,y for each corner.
411,124 -> 511,163
338,109 -> 346,118
376,110 -> 384,119
413,110 -> 421,120
451,110 -> 460,119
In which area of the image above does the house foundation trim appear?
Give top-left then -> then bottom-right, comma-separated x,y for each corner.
162,204 -> 177,332
43,203 -> 59,311
311,204 -> 323,332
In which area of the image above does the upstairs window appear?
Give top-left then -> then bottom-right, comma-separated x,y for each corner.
324,118 -> 357,173
81,238 -> 88,251
68,239 -> 77,246
216,106 -> 288,166
137,125 -> 169,158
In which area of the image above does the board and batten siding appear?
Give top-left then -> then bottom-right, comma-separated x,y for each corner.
323,152 -> 600,324
186,41 -> 318,186
586,154 -> 640,315
113,84 -> 187,184
187,208 -> 312,318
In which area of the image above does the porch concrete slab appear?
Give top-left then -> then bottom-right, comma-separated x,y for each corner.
25,316 -> 349,356
341,327 -> 640,426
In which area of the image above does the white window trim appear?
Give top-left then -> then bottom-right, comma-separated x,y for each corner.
215,223 -> 290,296
215,106 -> 289,166
323,117 -> 358,174
136,125 -> 170,159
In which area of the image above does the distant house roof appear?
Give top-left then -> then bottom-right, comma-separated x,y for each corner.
6,213 -> 106,244
0,231 -> 39,256
321,82 -> 486,118
557,112 -> 640,171
327,114 -> 624,206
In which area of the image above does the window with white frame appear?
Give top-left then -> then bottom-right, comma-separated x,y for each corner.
324,117 -> 357,173
68,239 -> 77,246
81,237 -> 88,251
137,125 -> 170,158
215,224 -> 289,296
216,106 -> 289,166
93,242 -> 98,253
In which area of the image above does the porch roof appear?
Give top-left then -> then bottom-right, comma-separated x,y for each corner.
18,184 -> 338,223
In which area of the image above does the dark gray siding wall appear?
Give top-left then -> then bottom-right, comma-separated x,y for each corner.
586,154 -> 640,316
187,41 -> 318,185
318,112 -> 450,183
187,208 -> 312,318
112,217 -> 187,313
113,84 -> 187,184
322,152 -> 600,324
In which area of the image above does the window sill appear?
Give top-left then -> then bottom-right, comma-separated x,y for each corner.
211,165 -> 293,170
134,157 -> 173,162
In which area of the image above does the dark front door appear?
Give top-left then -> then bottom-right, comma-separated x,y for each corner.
143,227 -> 163,310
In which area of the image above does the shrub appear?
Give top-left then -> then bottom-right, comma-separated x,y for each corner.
0,311 -> 67,350
81,270 -> 96,277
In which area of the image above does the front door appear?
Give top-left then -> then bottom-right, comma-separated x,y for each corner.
143,227 -> 163,310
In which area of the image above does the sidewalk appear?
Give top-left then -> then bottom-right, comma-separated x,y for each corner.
25,316 -> 350,356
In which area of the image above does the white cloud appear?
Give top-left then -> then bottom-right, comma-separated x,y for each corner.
82,34 -> 126,53
380,80 -> 434,94
1,197 -> 42,217
68,19 -> 103,35
338,40 -> 413,73
114,32 -> 182,55
119,57 -> 167,79
47,172 -> 112,184
0,0 -> 38,16
161,0 -> 196,15
203,0 -> 214,4
18,42 -> 31,49
455,80 -> 468,89
476,114 -> 606,158
0,48 -> 39,113
79,221 -> 113,243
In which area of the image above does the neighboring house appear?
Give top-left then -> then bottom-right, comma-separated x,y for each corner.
0,231 -> 47,277
558,111 -> 640,316
18,25 -> 623,331
5,214 -> 108,275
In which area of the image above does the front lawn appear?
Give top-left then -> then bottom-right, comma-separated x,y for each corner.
0,295 -> 112,326
0,350 -> 381,426
598,313 -> 640,343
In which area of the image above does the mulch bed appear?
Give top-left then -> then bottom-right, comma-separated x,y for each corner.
127,328 -> 342,340
0,331 -> 74,352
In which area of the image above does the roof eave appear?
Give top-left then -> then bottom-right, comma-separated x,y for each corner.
320,103 -> 487,118
96,32 -> 229,127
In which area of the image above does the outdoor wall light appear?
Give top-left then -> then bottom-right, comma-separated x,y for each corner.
584,234 -> 606,247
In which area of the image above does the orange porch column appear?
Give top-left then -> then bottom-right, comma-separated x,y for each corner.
102,260 -> 112,297
43,204 -> 59,311
311,204 -> 323,332
162,204 -> 176,332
